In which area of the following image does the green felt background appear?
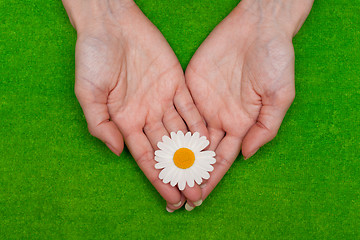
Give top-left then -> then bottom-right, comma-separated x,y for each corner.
1,0 -> 359,239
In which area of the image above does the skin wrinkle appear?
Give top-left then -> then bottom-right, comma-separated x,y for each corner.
240,0 -> 314,36
230,55 -> 242,98
107,61 -> 126,99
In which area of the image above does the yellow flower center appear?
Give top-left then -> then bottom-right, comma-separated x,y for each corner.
173,148 -> 195,169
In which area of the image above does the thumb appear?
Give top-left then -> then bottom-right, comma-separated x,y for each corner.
242,91 -> 295,159
75,83 -> 124,156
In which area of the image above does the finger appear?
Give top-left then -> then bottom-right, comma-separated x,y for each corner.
162,106 -> 188,133
174,85 -> 209,139
124,129 -> 182,205
197,126 -> 225,189
201,134 -> 242,200
242,94 -> 294,159
75,84 -> 123,156
207,126 -> 225,151
181,183 -> 203,210
143,120 -> 169,150
166,194 -> 186,213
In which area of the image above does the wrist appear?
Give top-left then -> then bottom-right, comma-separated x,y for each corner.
237,0 -> 313,38
62,0 -> 135,32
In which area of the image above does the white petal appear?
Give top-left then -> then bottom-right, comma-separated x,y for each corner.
170,169 -> 181,187
177,131 -> 185,147
199,169 -> 210,179
188,132 -> 200,149
192,137 -> 209,152
154,156 -> 171,163
178,178 -> 186,191
163,167 -> 177,184
207,157 -> 216,164
155,150 -> 172,159
162,135 -> 171,142
162,136 -> 178,151
185,170 -> 195,188
159,167 -> 171,180
155,161 -> 170,169
183,132 -> 192,148
157,141 -> 176,154
201,158 -> 216,164
196,151 -> 216,159
189,136 -> 204,152
177,131 -> 184,136
192,132 -> 200,139
194,160 -> 214,172
193,166 -> 210,180
189,168 -> 202,185
171,132 -> 181,148
194,155 -> 216,164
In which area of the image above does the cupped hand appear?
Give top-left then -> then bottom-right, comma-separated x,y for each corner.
185,4 -> 296,200
72,2 -> 207,208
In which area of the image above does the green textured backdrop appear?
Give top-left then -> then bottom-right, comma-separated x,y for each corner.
1,0 -> 359,239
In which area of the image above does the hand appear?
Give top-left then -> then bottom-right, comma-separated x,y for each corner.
64,1 -> 208,209
185,0 -> 313,200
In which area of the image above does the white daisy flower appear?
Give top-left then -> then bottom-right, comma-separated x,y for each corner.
155,131 -> 216,191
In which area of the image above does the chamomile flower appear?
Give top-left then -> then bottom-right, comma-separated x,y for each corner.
155,131 -> 216,190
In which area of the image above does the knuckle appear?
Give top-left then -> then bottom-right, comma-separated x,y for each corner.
217,155 -> 233,169
74,85 -> 82,99
188,119 -> 204,131
266,88 -> 295,109
87,126 -> 98,138
268,130 -> 278,140
163,109 -> 178,123
149,174 -> 161,186
143,121 -> 161,134
288,90 -> 296,103
179,101 -> 195,114
256,121 -> 278,140
136,150 -> 154,166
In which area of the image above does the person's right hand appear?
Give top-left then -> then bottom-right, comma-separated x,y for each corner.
63,0 -> 208,210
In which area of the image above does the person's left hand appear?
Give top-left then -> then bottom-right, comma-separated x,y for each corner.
185,3 -> 296,202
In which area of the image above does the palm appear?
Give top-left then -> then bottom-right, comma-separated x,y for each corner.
186,8 -> 295,199
74,5 -> 207,206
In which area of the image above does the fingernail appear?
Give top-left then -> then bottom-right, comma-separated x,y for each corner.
166,206 -> 174,213
185,203 -> 194,211
173,201 -> 182,207
244,148 -> 259,160
200,183 -> 207,189
105,143 -> 120,156
193,199 -> 203,207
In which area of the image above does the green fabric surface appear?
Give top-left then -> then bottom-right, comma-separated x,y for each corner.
1,0 -> 359,239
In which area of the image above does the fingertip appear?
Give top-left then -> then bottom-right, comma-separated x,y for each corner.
185,202 -> 194,211
207,127 -> 225,151
193,199 -> 203,207
166,206 -> 174,213
105,142 -> 123,156
242,103 -> 289,159
88,120 -> 124,156
166,194 -> 186,212
181,184 -> 202,206
104,122 -> 124,156
241,133 -> 258,159
196,122 -> 210,143
241,123 -> 272,159
243,148 -> 259,160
